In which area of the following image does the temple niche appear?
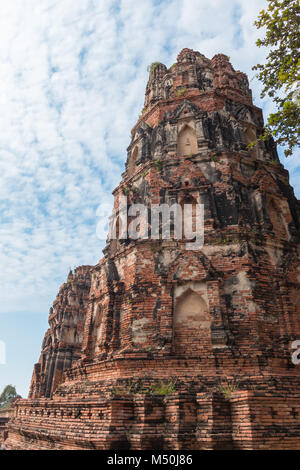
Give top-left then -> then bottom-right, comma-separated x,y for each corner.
128,145 -> 139,177
266,196 -> 291,240
163,77 -> 173,99
173,287 -> 211,356
243,122 -> 259,158
90,304 -> 104,357
177,123 -> 198,156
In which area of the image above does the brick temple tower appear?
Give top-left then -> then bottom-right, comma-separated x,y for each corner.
4,49 -> 300,450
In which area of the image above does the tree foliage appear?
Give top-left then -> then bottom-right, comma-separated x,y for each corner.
0,385 -> 17,409
253,0 -> 300,156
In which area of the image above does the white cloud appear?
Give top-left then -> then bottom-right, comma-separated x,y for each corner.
0,0 -> 298,314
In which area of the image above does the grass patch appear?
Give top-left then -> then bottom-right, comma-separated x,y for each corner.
210,155 -> 221,163
148,62 -> 160,76
218,380 -> 239,399
149,381 -> 176,397
176,88 -> 187,98
154,160 -> 164,172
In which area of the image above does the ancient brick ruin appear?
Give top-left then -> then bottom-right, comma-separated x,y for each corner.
28,266 -> 92,400
0,414 -> 10,446
4,48 -> 300,450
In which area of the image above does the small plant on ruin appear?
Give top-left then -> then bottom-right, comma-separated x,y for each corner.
111,386 -> 124,396
214,237 -> 227,245
138,106 -> 147,120
269,159 -> 280,166
247,141 -> 257,151
148,62 -> 160,76
210,155 -> 221,163
142,170 -> 149,178
124,384 -> 134,396
123,187 -> 131,196
217,380 -> 239,399
154,160 -> 164,172
149,380 -> 176,397
228,237 -> 240,245
176,88 -> 187,98
124,381 -> 146,397
151,242 -> 163,254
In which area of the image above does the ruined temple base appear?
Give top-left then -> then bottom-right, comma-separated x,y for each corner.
5,356 -> 300,450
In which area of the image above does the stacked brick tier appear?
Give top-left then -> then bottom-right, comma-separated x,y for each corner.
5,48 -> 300,450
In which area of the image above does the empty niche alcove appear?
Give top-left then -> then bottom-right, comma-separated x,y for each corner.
128,145 -> 139,177
173,284 -> 211,356
177,123 -> 198,157
90,303 -> 104,357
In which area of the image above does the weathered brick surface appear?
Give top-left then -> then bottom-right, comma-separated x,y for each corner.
28,266 -> 92,399
0,418 -> 9,445
4,48 -> 300,450
0,408 -> 14,447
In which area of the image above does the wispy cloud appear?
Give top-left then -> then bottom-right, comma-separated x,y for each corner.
0,0 -> 298,315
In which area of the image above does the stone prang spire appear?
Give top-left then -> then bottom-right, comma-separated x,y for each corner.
4,49 -> 300,450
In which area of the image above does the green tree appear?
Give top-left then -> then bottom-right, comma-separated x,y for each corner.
0,385 -> 17,409
253,0 -> 300,156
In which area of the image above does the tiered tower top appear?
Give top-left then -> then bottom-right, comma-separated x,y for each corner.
134,48 -> 252,134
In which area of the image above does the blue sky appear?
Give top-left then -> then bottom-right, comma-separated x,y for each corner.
0,0 -> 299,398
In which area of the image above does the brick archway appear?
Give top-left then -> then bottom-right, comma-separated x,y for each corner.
173,288 -> 211,356
128,145 -> 139,176
177,124 -> 198,156
90,304 -> 104,357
